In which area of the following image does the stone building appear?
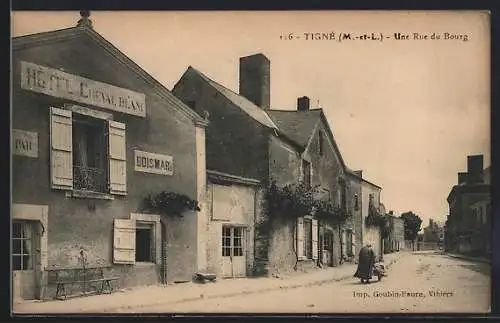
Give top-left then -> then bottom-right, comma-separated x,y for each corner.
11,13 -> 208,300
446,155 -> 491,257
361,177 -> 384,261
172,53 -> 361,276
384,212 -> 405,253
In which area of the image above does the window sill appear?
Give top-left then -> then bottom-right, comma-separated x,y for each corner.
65,190 -> 115,200
134,262 -> 157,266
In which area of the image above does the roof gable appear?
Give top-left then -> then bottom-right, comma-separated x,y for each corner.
267,109 -> 322,147
13,25 -> 207,126
180,66 -> 278,130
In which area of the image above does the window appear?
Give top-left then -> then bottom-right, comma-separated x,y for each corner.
73,114 -> 108,193
296,217 -> 318,261
12,221 -> 34,271
222,226 -> 244,257
354,194 -> 359,211
302,160 -> 311,188
135,222 -> 154,262
50,107 -> 127,195
323,231 -> 333,251
318,130 -> 324,156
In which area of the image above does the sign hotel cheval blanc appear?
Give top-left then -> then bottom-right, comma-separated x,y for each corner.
20,61 -> 146,117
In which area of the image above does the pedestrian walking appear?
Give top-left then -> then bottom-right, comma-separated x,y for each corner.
354,243 -> 376,284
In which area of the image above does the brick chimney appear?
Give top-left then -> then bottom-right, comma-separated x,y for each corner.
467,155 -> 484,184
239,53 -> 270,109
297,96 -> 310,111
457,172 -> 468,184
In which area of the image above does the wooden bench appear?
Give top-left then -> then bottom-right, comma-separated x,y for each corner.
46,266 -> 119,300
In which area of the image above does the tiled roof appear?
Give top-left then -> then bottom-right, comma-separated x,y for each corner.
266,109 -> 323,147
188,67 -> 279,130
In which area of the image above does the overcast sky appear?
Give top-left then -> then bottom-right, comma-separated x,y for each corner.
12,11 -> 490,226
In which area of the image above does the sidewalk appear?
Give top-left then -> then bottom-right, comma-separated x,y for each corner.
14,251 -> 409,314
444,252 -> 491,264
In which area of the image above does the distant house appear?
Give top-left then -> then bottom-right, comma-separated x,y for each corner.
446,155 -> 491,257
384,212 -> 405,253
173,53 -> 363,276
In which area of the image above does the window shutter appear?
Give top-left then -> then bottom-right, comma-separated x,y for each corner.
296,217 -> 305,260
342,230 -> 347,256
108,120 -> 127,195
351,232 -> 356,255
113,219 -> 135,264
312,219 -> 319,260
50,107 -> 73,190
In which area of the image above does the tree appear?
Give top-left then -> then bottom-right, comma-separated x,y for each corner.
401,211 -> 423,250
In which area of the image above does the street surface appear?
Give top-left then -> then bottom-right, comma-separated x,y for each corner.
118,253 -> 490,313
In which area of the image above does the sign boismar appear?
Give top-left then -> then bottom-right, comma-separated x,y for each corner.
20,61 -> 146,117
134,150 -> 174,176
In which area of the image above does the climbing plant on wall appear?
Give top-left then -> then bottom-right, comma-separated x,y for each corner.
142,191 -> 201,218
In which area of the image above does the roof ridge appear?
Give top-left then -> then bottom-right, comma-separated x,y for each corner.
187,66 -> 279,130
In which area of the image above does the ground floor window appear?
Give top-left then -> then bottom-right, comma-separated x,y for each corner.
12,221 -> 34,270
222,226 -> 244,257
135,222 -> 154,262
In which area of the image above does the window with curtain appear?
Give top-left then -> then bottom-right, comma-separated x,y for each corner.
72,114 -> 108,192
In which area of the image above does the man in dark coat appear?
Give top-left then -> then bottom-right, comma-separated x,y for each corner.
354,244 -> 376,283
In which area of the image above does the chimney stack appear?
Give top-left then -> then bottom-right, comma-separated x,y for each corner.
239,53 -> 270,109
467,155 -> 484,184
457,172 -> 468,184
77,10 -> 93,28
297,96 -> 310,111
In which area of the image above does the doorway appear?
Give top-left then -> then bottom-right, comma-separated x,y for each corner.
12,220 -> 39,300
221,226 -> 246,277
321,230 -> 334,267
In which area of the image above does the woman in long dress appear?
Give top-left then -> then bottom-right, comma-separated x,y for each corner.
354,244 -> 376,283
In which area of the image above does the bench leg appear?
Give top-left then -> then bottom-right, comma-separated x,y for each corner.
56,283 -> 67,300
102,280 -> 113,294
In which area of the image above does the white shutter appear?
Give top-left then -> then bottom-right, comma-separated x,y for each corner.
296,217 -> 305,260
352,232 -> 356,255
50,107 -> 73,190
108,120 -> 127,195
113,219 -> 135,264
342,230 -> 347,256
312,219 -> 319,260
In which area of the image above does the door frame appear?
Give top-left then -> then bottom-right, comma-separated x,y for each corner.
12,204 -> 48,300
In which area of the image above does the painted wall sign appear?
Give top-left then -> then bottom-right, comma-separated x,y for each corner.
20,61 -> 146,117
12,129 -> 38,158
134,150 -> 174,176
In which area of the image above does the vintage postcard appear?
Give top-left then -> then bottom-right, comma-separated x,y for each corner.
11,10 -> 490,314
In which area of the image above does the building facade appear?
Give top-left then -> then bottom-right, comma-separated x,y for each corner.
446,155 -> 491,257
172,53 -> 371,277
384,213 -> 405,253
12,17 -> 208,300
201,170 -> 260,278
